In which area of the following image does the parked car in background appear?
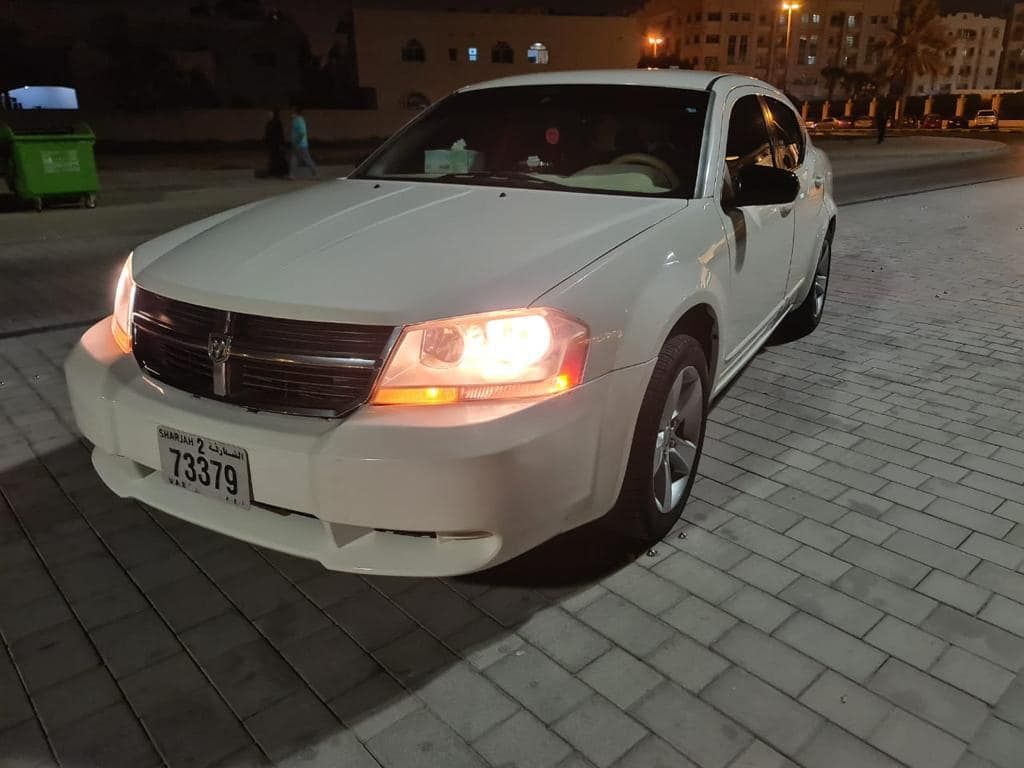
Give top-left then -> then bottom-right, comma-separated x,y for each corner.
853,115 -> 874,129
810,116 -> 853,131
974,109 -> 999,129
64,70 -> 837,576
946,115 -> 969,129
922,113 -> 944,129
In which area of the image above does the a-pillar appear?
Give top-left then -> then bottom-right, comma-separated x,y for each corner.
956,94 -> 967,117
844,99 -> 854,116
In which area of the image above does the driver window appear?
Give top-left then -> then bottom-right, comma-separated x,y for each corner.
723,95 -> 775,198
766,97 -> 805,170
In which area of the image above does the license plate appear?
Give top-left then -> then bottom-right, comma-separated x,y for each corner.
157,426 -> 251,508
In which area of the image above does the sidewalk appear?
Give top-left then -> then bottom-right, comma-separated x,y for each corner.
820,136 -> 1009,178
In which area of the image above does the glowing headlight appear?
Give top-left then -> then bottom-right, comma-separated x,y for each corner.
111,254 -> 136,354
373,308 -> 589,405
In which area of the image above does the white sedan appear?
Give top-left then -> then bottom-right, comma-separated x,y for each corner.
65,70 -> 836,576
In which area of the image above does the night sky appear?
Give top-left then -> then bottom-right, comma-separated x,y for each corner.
939,0 -> 1013,14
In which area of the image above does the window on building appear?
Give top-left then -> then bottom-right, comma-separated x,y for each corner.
467,46 -> 478,62
757,36 -> 768,48
527,42 -> 549,64
812,13 -> 821,24
968,46 -> 975,56
704,55 -> 720,68
880,16 -> 889,24
947,65 -> 954,75
870,15 -> 878,24
708,12 -> 721,21
759,14 -> 768,25
739,35 -> 749,61
401,39 -> 426,62
728,35 -> 737,63
491,41 -> 513,63
448,47 -> 458,62
729,12 -> 739,21
847,14 -> 857,28
830,14 -> 843,27
847,54 -> 858,67
707,34 -> 721,44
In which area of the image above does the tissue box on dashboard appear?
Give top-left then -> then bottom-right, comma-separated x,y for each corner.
425,149 -> 483,174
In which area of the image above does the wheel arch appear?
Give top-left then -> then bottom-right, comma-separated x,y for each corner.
665,303 -> 720,386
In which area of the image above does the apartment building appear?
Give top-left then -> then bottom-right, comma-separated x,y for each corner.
911,12 -> 1006,94
999,2 -> 1024,89
640,0 -> 899,100
352,8 -> 643,111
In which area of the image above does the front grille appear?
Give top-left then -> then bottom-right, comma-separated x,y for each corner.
132,288 -> 395,417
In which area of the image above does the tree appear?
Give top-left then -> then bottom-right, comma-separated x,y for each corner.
876,0 -> 948,119
820,65 -> 847,101
842,71 -> 877,100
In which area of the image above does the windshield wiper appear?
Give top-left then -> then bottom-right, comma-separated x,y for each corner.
433,171 -> 565,189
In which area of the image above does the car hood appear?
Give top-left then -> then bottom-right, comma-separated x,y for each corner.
134,179 -> 685,326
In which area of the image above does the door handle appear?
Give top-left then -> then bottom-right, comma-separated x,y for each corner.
813,176 -> 824,189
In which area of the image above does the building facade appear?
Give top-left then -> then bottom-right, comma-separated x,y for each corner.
999,2 -> 1024,90
639,0 -> 900,100
911,13 -> 1006,94
352,8 -> 644,111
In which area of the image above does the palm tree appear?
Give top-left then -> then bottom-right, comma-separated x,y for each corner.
877,0 -> 948,120
842,71 -> 877,101
821,65 -> 847,101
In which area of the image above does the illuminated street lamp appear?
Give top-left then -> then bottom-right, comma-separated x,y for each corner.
647,35 -> 665,58
781,2 -> 800,93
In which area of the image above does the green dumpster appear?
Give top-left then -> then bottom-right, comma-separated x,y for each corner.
0,121 -> 99,211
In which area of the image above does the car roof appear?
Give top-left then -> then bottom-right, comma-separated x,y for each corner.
459,68 -> 773,96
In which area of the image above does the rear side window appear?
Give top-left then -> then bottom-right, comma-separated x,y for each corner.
766,97 -> 805,170
724,94 -> 775,190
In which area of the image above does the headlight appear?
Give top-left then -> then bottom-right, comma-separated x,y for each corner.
111,254 -> 136,354
372,308 -> 589,405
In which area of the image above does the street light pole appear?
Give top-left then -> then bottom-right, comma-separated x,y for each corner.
647,35 -> 664,59
781,3 -> 800,93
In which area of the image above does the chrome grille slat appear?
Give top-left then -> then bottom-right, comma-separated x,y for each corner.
132,288 -> 393,417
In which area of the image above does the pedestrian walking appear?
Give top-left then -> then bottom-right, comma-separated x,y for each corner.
263,109 -> 287,177
876,106 -> 888,144
289,106 -> 319,180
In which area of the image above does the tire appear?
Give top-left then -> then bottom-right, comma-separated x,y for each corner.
84,193 -> 96,208
609,334 -> 709,543
774,235 -> 831,342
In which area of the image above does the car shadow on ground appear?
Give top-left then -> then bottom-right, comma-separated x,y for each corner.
2,436 -> 685,766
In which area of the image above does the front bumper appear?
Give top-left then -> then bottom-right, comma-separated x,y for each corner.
65,319 -> 651,576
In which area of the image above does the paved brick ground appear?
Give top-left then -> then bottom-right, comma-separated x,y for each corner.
2,177 -> 1023,768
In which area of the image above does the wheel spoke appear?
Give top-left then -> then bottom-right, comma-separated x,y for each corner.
662,373 -> 683,427
661,452 -> 673,511
669,440 -> 698,477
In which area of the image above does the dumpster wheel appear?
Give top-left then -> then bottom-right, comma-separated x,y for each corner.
83,193 -> 96,209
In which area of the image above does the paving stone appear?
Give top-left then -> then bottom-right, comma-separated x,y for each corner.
716,517 -> 800,561
720,585 -> 794,633
474,709 -> 572,768
799,669 -> 892,738
599,565 -> 686,616
660,594 -> 736,645
923,605 -> 1024,671
881,506 -> 971,547
931,646 -> 1015,705
884,530 -> 979,578
180,610 -> 261,662
576,593 -> 673,657
0,717 -> 57,768
968,562 -> 1024,604
779,577 -> 883,637
961,534 -> 1024,570
729,554 -> 799,595
994,677 -> 1024,729
10,619 -> 99,692
924,499 -> 1014,540
835,537 -> 931,587
614,735 -> 699,768
253,597 -> 331,648
702,666 -> 821,755
835,567 -> 937,624
201,638 -> 304,719
89,609 -> 180,679
325,588 -> 416,651
32,665 -> 123,732
786,518 -> 850,553
274,730 -> 379,768
773,613 -> 886,682
141,681 -> 252,767
713,623 -> 821,696
723,494 -> 801,533
517,606 -> 612,673
450,619 -> 524,671
918,571 -> 992,614
295,570 -> 368,609
647,634 -> 729,693
49,702 -> 160,768
281,624 -> 380,699
870,658 -> 991,741
870,709 -> 967,768
630,681 -> 752,768
485,644 -> 591,724
835,511 -> 896,543
419,662 -> 519,741
782,545 -> 852,583
920,478 -> 1003,514
671,525 -> 751,569
374,629 -> 455,687
834,488 -> 895,519
768,487 -> 846,525
978,595 -> 1024,638
554,696 -> 646,768
147,572 -> 232,633
472,586 -> 551,628
970,716 -> 1024,768
579,648 -> 663,710
327,671 -> 422,741
865,615 -> 946,669
366,709 -> 484,768
798,723 -> 901,768
391,581 -> 482,639
728,739 -> 796,768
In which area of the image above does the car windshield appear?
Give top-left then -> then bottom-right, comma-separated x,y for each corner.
353,84 -> 710,198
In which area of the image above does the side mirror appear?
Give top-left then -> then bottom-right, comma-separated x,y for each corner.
733,165 -> 800,207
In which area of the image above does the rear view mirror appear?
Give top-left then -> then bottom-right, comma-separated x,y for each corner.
733,165 -> 799,207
